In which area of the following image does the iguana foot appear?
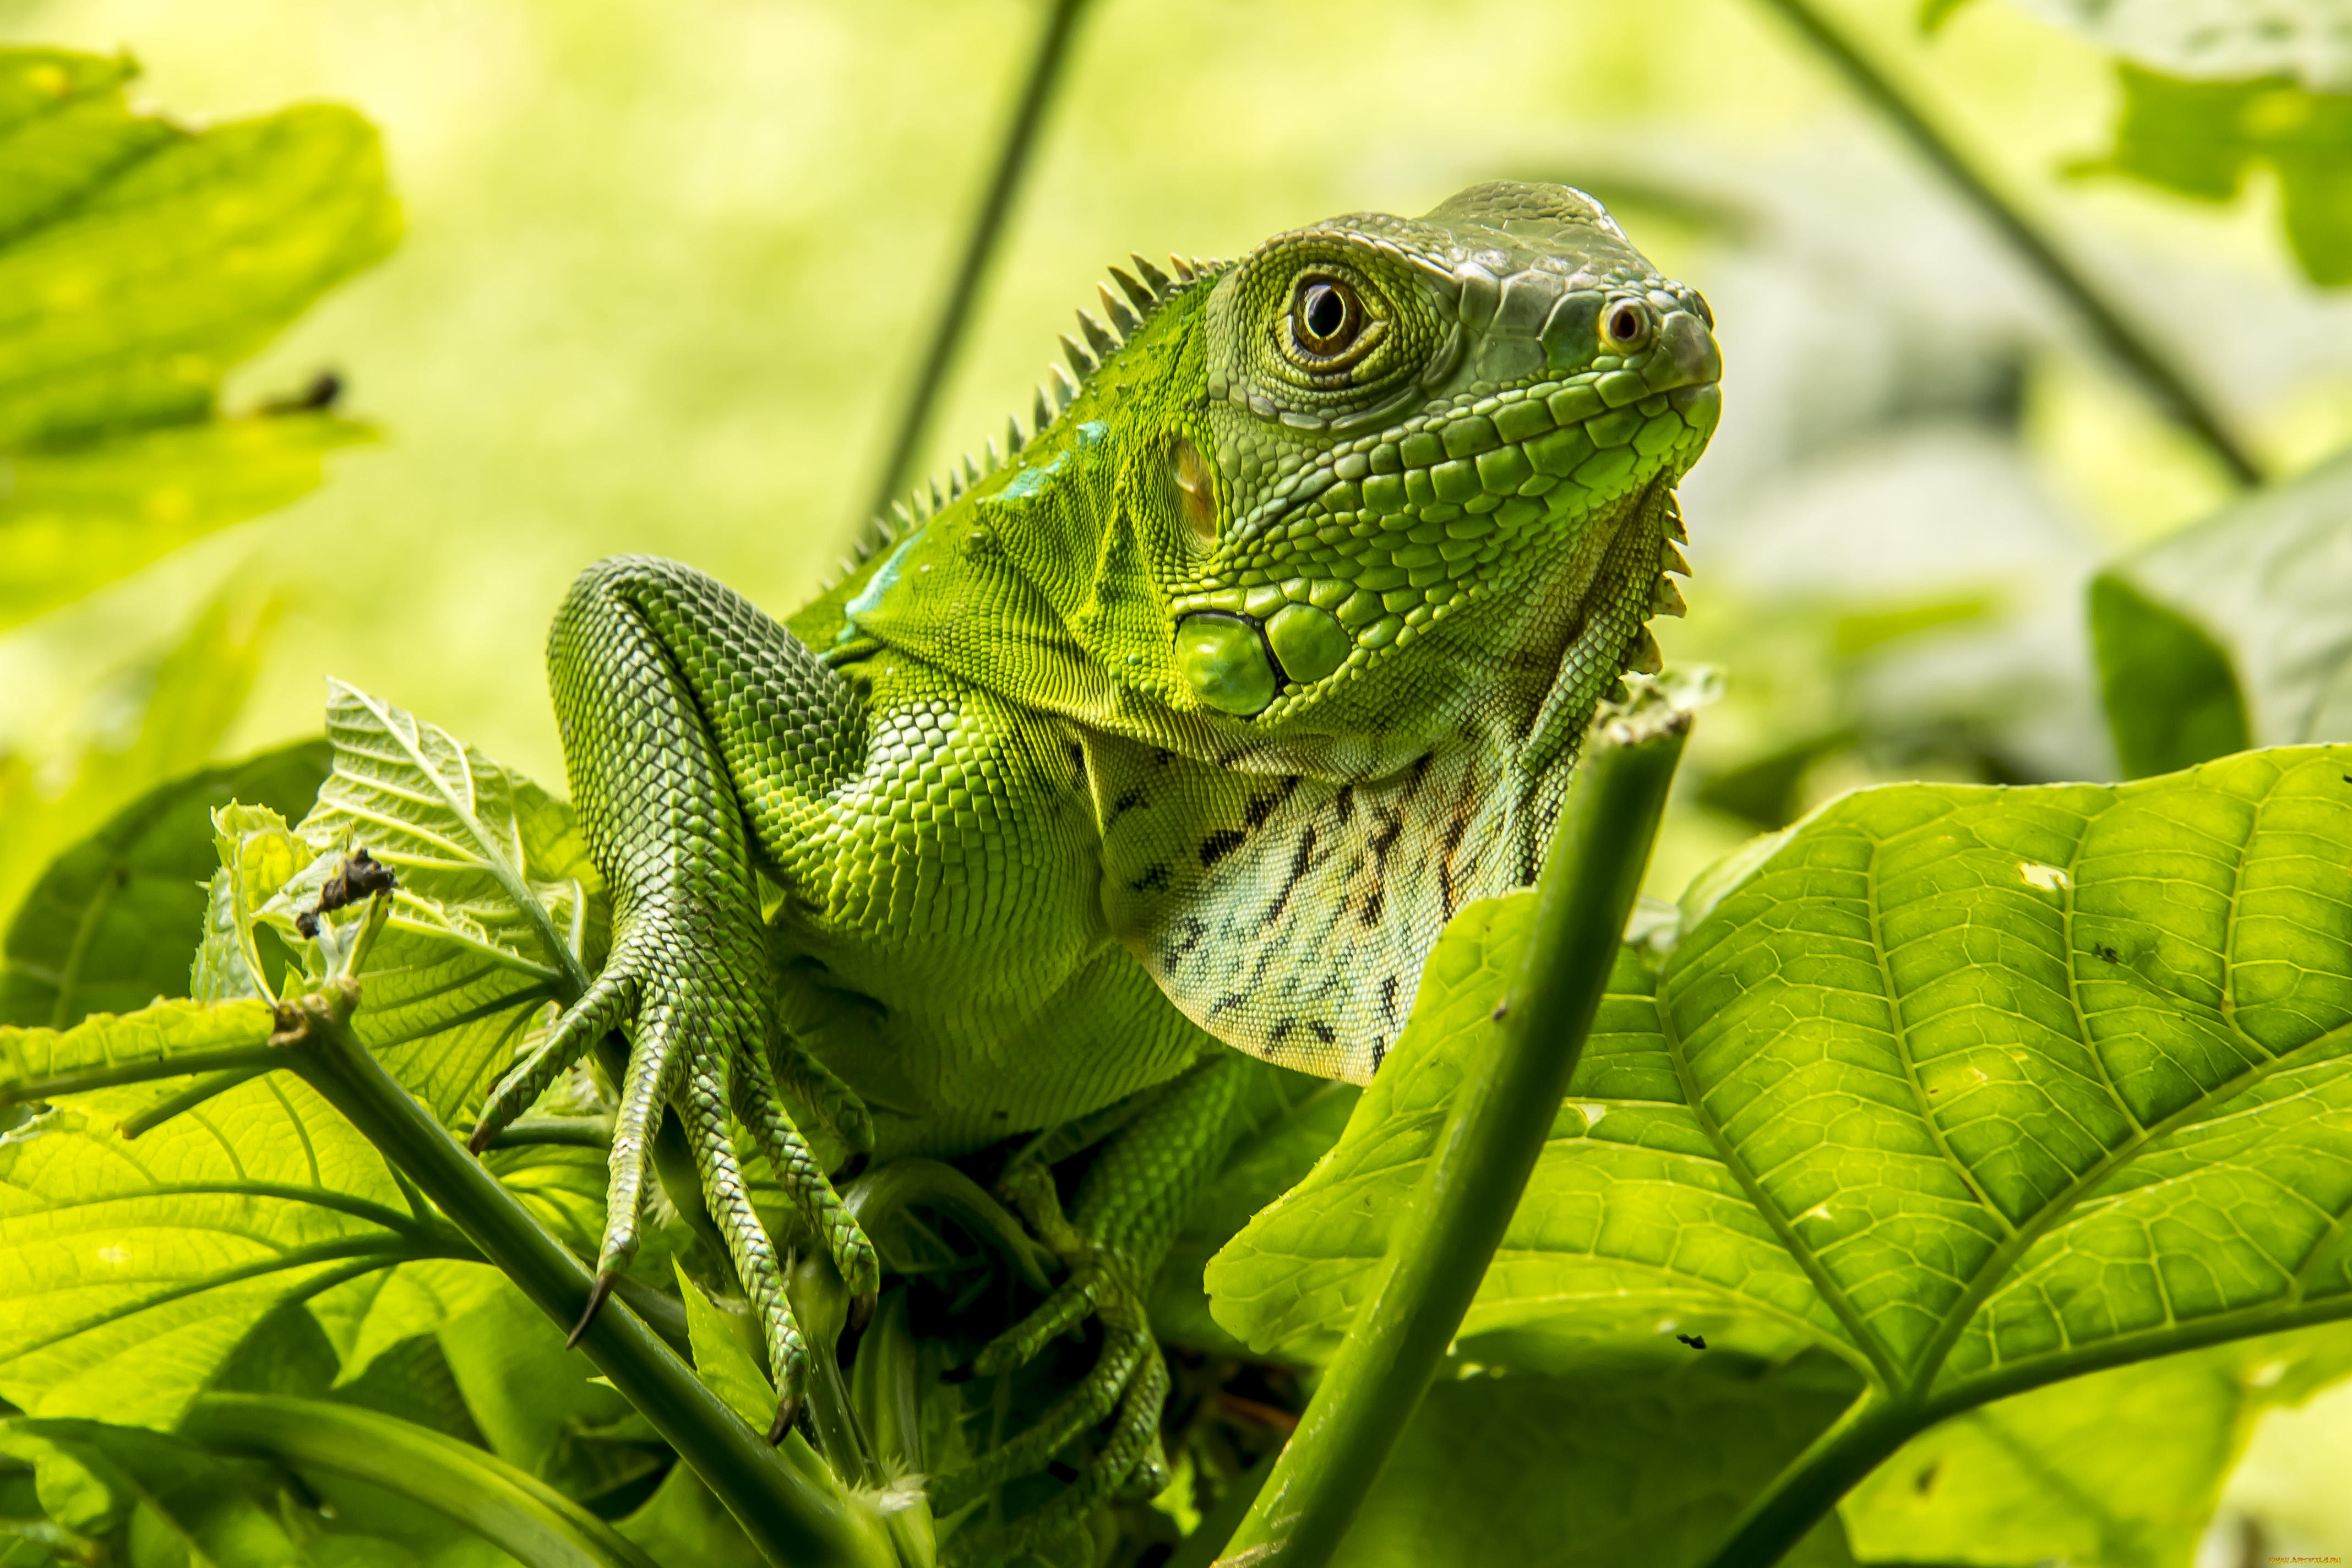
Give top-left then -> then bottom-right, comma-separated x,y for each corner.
467,924 -> 879,1439
929,1159 -> 1173,1527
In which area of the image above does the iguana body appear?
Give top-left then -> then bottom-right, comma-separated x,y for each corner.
471,181 -> 1720,1538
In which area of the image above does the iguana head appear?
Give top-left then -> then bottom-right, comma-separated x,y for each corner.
1155,182 -> 1717,742
839,181 -> 1716,772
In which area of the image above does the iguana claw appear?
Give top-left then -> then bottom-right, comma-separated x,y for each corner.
566,1270 -> 618,1349
468,919 -> 880,1441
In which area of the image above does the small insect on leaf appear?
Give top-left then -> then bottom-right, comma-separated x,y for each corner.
294,848 -> 396,938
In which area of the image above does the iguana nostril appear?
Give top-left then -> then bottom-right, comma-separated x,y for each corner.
1174,612 -> 1277,716
1657,310 -> 1722,389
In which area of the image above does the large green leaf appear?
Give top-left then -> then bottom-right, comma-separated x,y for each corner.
0,741 -> 330,1029
1150,1069 -> 1359,1355
614,1463 -> 766,1568
1842,1322 -> 2352,1568
0,1417 -> 307,1568
179,1393 -> 662,1568
0,47 -> 398,627
2078,64 -> 2352,287
433,1282 -> 667,1509
2088,573 -> 2251,778
0,1044 -> 473,1429
1213,745 -> 2352,1416
1328,1355 -> 1858,1568
0,591 -> 281,939
2012,0 -> 2350,90
216,682 -> 609,1128
2093,446 -> 2352,760
0,992 -> 275,1104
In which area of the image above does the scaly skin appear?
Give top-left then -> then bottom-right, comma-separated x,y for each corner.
468,182 -> 1720,1518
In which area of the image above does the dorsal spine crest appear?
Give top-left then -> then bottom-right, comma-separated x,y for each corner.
825,252 -> 1221,593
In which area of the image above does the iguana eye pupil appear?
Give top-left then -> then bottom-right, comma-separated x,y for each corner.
1604,303 -> 1648,348
1294,279 -> 1360,353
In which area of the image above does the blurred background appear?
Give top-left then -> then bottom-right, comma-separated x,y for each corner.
1,0 -> 2348,1559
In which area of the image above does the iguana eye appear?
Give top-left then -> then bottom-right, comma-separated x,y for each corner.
1600,299 -> 1651,351
1292,277 -> 1363,357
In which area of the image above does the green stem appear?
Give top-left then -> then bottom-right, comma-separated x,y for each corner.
484,1115 -> 613,1150
117,1064 -> 274,1137
1219,717 -> 1689,1566
1749,0 -> 2263,487
1698,1390 -> 1918,1568
861,0 -> 1096,528
182,1392 -> 662,1568
275,984 -> 894,1568
0,1047 -> 281,1106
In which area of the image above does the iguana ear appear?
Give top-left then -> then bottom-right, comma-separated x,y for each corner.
1088,731 -> 1527,1084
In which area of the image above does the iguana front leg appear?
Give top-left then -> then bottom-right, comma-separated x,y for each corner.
933,1049 -> 1257,1555
467,555 -> 879,1437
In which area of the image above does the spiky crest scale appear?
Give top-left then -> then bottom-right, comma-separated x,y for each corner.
823,252 -> 1222,593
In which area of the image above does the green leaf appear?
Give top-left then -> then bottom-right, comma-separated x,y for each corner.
614,1463 -> 766,1568
2012,0 -> 2350,90
179,1393 -> 662,1568
1328,1355 -> 1859,1568
0,591 -> 280,939
0,741 -> 330,1029
1213,906 -> 1830,1368
673,1260 -> 775,1434
0,1418 -> 306,1567
243,682 -> 607,1128
1151,1069 -> 1359,1354
433,1282 -> 665,1507
1842,1323 -> 2352,1567
0,998 -> 275,1104
0,419 -> 373,633
0,1054 -> 471,1429
1213,747 -> 2352,1413
307,1261 -> 505,1391
2079,65 -> 2352,286
2097,444 -> 2352,752
0,47 -> 399,625
2088,573 -> 2251,777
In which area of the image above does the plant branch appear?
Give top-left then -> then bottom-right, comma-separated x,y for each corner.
274,983 -> 894,1568
861,0 -> 1097,529
1217,712 -> 1689,1566
1749,0 -> 2263,487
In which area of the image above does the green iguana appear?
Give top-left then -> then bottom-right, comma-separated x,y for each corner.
466,180 -> 1719,1528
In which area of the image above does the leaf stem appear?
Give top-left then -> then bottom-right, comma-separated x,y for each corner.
0,1047 -> 281,1106
860,0 -> 1097,529
275,983 -> 895,1568
1698,1389 -> 1917,1568
483,1115 -> 613,1150
117,1064 -> 274,1137
183,1392 -> 662,1568
1217,715 -> 1689,1566
1748,0 -> 2263,486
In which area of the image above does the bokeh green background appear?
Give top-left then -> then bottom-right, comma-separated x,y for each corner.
3,0 -> 2350,1555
